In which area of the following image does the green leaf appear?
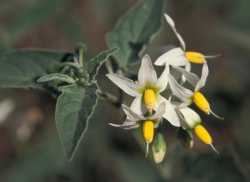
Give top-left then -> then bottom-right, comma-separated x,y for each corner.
55,84 -> 98,160
86,48 -> 117,81
37,73 -> 75,84
152,133 -> 167,164
106,0 -> 164,68
0,49 -> 71,89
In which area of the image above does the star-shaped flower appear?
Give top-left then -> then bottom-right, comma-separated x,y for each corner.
168,62 -> 223,119
154,14 -> 218,72
110,102 -> 166,155
106,54 -> 180,127
178,106 -> 218,153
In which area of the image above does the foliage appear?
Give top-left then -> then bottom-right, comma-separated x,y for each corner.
0,0 -> 248,182
106,0 -> 164,69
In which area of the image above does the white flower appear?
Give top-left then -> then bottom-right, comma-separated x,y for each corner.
154,13 -> 218,71
177,106 -> 218,153
110,102 -> 166,155
162,98 -> 218,153
106,54 -> 181,127
167,62 -> 223,119
109,102 -> 166,129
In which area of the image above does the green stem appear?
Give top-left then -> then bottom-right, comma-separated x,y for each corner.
79,48 -> 84,66
96,90 -> 121,107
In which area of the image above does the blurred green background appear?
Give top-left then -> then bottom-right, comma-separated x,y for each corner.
0,0 -> 249,181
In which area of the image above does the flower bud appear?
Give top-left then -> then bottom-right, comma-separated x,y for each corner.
152,133 -> 167,163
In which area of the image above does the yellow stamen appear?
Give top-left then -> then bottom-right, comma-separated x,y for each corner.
192,91 -> 210,114
143,120 -> 155,144
143,89 -> 156,110
185,52 -> 206,64
194,124 -> 212,145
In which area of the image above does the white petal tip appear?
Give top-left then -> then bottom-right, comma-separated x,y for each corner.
143,54 -> 150,59
108,123 -> 120,127
154,60 -> 165,66
105,73 -> 113,79
171,122 -> 181,127
164,13 -> 175,27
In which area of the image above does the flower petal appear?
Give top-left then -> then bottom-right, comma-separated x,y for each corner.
185,62 -> 191,72
164,14 -> 186,50
154,47 -> 186,66
106,73 -> 139,97
172,65 -> 199,87
168,74 -> 193,102
151,102 -> 166,120
122,104 -> 144,121
179,107 -> 201,128
181,61 -> 192,83
195,62 -> 209,91
123,124 -> 140,130
157,96 -> 181,127
157,66 -> 169,93
138,54 -> 157,85
109,120 -> 138,129
130,96 -> 144,116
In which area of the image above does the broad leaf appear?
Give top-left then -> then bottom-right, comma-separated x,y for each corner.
0,50 -> 71,89
55,84 -> 98,160
86,48 -> 117,81
106,0 -> 164,68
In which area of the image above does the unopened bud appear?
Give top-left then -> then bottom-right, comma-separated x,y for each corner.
152,133 -> 167,163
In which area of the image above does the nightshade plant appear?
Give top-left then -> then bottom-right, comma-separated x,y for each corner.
0,0 -> 222,164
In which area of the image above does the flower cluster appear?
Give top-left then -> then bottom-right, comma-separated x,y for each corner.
107,13 -> 222,159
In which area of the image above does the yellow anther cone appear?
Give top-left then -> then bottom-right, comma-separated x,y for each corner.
194,124 -> 212,145
143,89 -> 156,110
194,124 -> 219,154
185,52 -> 206,64
192,91 -> 210,114
143,120 -> 155,144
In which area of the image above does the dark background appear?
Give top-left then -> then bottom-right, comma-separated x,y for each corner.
0,0 -> 249,181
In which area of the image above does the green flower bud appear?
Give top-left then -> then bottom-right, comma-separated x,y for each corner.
152,133 -> 167,164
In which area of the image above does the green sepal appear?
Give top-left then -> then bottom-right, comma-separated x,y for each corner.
152,133 -> 167,164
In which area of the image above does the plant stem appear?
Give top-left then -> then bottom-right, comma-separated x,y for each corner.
97,90 -> 122,107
